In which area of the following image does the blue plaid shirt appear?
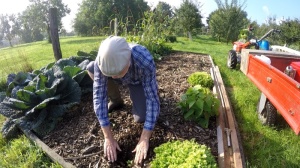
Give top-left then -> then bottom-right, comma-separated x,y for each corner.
93,44 -> 160,131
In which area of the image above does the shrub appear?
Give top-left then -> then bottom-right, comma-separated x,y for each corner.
126,35 -> 172,61
125,11 -> 173,61
151,139 -> 217,168
166,35 -> 177,43
177,85 -> 219,128
187,72 -> 214,89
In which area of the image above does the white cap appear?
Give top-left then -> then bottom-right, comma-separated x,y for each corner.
97,36 -> 131,76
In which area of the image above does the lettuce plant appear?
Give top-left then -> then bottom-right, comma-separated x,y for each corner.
151,139 -> 217,168
0,56 -> 93,139
187,72 -> 214,89
178,85 -> 219,128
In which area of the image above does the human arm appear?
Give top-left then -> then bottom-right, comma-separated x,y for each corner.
133,129 -> 152,164
131,45 -> 160,164
101,126 -> 121,162
132,74 -> 159,164
93,60 -> 121,162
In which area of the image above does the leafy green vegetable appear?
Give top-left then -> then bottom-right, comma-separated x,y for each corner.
151,139 -> 217,168
1,119 -> 20,140
0,56 -> 93,139
178,85 -> 219,128
187,72 -> 214,89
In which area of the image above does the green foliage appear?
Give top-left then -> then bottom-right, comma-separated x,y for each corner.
187,72 -> 214,89
151,139 -> 217,168
74,0 -> 149,36
0,135 -> 62,168
77,50 -> 98,60
126,11 -> 173,60
175,0 -> 203,38
278,18 -> 300,46
127,35 -> 172,61
0,14 -> 19,47
20,0 -> 70,43
178,85 -> 219,128
166,35 -> 177,43
0,56 -> 93,139
208,0 -> 248,43
0,37 -> 102,91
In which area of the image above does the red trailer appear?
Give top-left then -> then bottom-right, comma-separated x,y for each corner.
240,49 -> 300,134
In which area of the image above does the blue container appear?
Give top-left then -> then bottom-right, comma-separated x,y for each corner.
259,40 -> 270,50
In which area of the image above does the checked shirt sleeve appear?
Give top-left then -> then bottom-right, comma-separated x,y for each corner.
93,61 -> 110,127
132,46 -> 160,131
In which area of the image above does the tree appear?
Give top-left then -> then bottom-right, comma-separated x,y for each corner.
21,0 -> 70,42
74,0 -> 149,36
154,1 -> 174,22
208,10 -> 226,42
208,0 -> 248,43
279,18 -> 300,46
0,14 -> 20,47
152,2 -> 175,36
175,0 -> 203,40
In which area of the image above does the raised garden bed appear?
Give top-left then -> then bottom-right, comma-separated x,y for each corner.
21,51 -> 244,167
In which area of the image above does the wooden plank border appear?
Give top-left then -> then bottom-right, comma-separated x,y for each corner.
209,55 -> 245,168
20,129 -> 76,168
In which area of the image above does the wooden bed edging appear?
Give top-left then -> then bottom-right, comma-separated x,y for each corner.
209,55 -> 245,168
20,129 -> 76,168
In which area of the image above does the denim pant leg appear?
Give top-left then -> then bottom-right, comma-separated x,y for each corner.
128,84 -> 146,123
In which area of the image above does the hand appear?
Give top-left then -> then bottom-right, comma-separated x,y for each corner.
132,139 -> 149,165
103,138 -> 121,162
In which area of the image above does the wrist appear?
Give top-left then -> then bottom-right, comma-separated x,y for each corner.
101,126 -> 114,139
140,129 -> 152,141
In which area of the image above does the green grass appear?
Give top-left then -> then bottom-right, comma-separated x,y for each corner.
0,35 -> 300,167
0,134 -> 61,168
0,36 -> 104,82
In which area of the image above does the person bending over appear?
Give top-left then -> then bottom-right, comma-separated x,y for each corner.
86,36 -> 160,165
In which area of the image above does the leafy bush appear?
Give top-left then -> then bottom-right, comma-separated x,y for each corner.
0,56 -> 93,139
166,35 -> 177,43
126,35 -> 172,61
187,72 -> 214,89
151,139 -> 217,168
178,85 -> 219,128
125,11 -> 172,61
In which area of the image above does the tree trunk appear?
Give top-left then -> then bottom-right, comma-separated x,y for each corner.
7,35 -> 13,47
49,8 -> 62,61
188,31 -> 192,41
8,39 -> 13,47
47,24 -> 52,43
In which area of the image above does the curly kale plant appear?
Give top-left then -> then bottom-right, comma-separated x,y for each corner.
187,72 -> 214,89
151,139 -> 217,168
178,85 -> 219,128
0,56 -> 93,139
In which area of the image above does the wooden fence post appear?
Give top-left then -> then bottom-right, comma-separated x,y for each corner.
49,7 -> 62,61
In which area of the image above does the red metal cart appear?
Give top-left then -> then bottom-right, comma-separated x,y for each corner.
240,49 -> 300,134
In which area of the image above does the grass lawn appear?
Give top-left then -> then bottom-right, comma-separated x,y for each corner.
0,35 -> 299,167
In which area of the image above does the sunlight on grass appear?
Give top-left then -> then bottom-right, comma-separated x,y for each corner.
0,36 -> 105,88
0,135 -> 62,168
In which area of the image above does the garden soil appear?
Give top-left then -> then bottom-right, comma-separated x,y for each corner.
42,51 -> 218,168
